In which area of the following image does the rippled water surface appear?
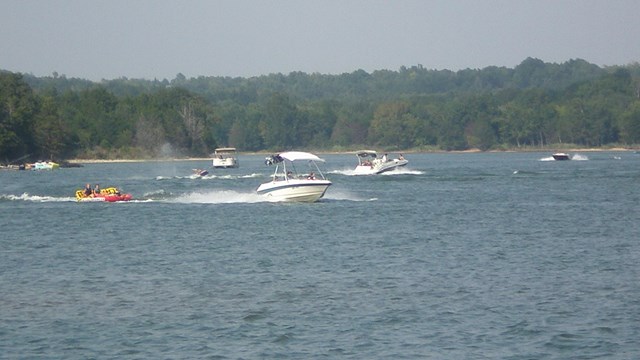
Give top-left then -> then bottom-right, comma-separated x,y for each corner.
1,152 -> 639,359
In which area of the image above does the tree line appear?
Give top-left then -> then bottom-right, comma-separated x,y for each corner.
2,57 -> 640,163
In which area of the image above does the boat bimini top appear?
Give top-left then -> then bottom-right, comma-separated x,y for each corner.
265,151 -> 325,165
356,150 -> 378,158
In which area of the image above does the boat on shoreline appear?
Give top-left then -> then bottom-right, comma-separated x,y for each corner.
28,161 -> 60,170
212,148 -> 239,168
257,151 -> 331,202
353,150 -> 408,175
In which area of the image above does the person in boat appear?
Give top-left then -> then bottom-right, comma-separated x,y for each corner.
93,184 -> 101,196
83,183 -> 92,197
399,154 -> 404,160
382,153 -> 388,162
307,171 -> 316,180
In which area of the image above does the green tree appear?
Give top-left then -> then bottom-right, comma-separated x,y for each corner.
330,102 -> 372,147
178,98 -> 210,155
33,93 -> 70,159
368,102 -> 413,148
0,72 -> 37,161
134,114 -> 165,156
436,101 -> 467,151
298,100 -> 338,147
619,101 -> 640,144
227,104 -> 263,151
259,93 -> 299,149
465,118 -> 496,150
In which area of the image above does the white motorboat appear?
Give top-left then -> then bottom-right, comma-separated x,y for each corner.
29,161 -> 60,170
192,168 -> 209,176
212,147 -> 239,168
552,152 -> 571,161
353,150 -> 408,175
257,151 -> 332,202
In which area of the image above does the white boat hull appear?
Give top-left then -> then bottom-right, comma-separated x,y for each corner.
256,179 -> 331,202
212,158 -> 238,168
353,159 -> 408,175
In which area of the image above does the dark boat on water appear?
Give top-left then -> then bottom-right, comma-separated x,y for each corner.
552,152 -> 571,161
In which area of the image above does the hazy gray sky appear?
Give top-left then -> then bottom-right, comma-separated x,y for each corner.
1,0 -> 639,81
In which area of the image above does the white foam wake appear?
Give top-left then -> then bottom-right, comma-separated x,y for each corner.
571,154 -> 589,161
156,173 -> 264,181
172,190 -> 267,204
329,168 -> 423,176
0,193 -> 76,202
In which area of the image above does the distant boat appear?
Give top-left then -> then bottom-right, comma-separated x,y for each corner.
552,153 -> 571,161
353,150 -> 408,175
28,161 -> 60,170
193,168 -> 209,176
212,147 -> 239,168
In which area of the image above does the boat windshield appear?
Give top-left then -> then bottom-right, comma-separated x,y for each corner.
356,150 -> 377,158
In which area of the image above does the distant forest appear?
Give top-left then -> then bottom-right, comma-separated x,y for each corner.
2,57 -> 640,162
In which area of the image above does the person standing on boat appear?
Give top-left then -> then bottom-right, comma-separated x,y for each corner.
382,153 -> 388,162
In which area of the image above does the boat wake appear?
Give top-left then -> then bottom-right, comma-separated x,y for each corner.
1,188 -> 377,205
322,189 -> 377,202
0,193 -> 148,203
330,168 -> 423,176
386,168 -> 424,175
164,188 -> 376,204
156,173 -> 263,181
171,190 -> 268,204
0,193 -> 76,202
511,170 -> 541,176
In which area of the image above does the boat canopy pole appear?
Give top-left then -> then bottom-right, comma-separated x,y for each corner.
312,161 -> 326,179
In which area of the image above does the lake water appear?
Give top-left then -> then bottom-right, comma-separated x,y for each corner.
1,152 -> 639,359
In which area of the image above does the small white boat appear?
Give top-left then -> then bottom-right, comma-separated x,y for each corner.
353,150 -> 408,175
552,152 -> 571,161
212,147 -> 239,168
192,168 -> 209,176
29,161 -> 60,170
257,151 -> 332,202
